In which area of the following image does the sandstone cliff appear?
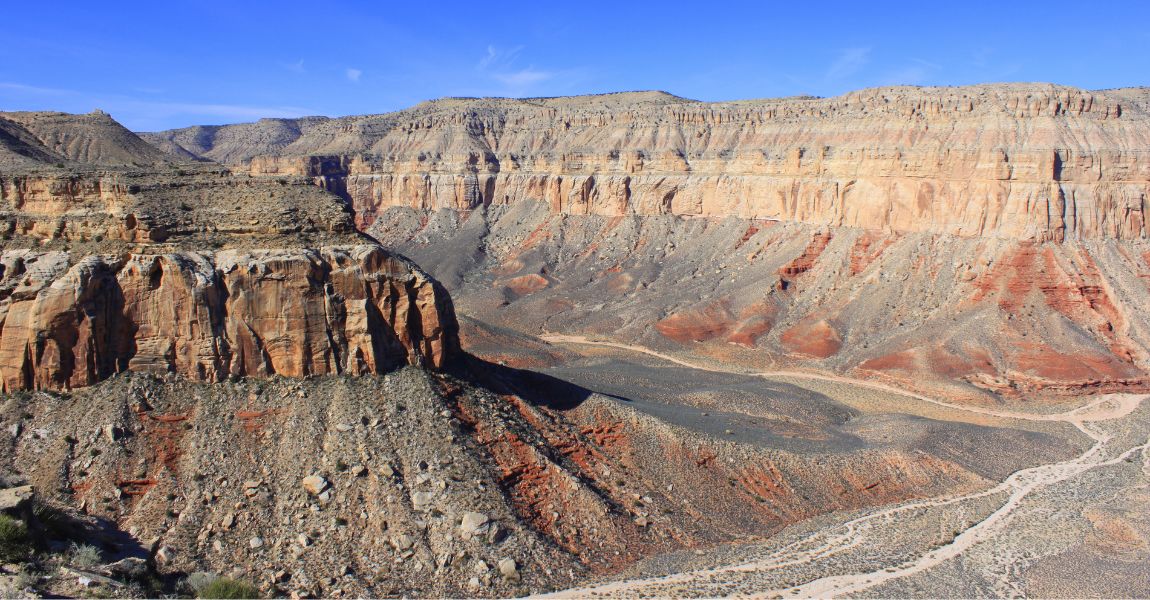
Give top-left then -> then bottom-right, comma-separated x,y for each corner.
0,112 -> 462,391
0,246 -> 457,392
146,85 -> 1150,241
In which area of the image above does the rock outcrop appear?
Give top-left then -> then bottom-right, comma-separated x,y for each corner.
146,85 -> 1150,241
0,111 -> 462,391
0,246 -> 457,391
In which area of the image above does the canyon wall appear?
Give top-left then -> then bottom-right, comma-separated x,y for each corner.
148,84 -> 1150,241
0,111 -> 464,391
0,245 -> 458,391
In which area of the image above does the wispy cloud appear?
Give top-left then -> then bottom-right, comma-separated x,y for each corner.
970,47 -> 995,68
825,47 -> 871,81
282,59 -> 307,74
0,81 -> 74,96
911,57 -> 942,70
879,66 -> 930,86
477,45 -> 523,70
474,44 -> 557,93
880,58 -> 942,86
131,101 -> 312,121
493,68 -> 553,87
346,68 -> 362,83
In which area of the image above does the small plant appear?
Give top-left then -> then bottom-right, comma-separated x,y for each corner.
0,514 -> 30,562
197,577 -> 260,599
67,542 -> 102,568
184,571 -> 218,594
13,566 -> 39,592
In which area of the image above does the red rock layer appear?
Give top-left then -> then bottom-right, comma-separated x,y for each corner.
0,245 -> 459,391
778,231 -> 834,288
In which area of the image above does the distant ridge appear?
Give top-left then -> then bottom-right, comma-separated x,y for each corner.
0,110 -> 166,167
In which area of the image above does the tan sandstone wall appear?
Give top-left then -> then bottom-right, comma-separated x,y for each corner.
0,245 -> 459,391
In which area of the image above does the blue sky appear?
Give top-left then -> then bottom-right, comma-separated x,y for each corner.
2,1 -> 1147,131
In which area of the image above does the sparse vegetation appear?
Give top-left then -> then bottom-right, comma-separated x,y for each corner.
67,542 -> 102,568
0,514 -> 31,562
196,577 -> 261,599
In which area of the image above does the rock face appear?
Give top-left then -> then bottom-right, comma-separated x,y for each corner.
0,246 -> 457,391
146,84 -> 1150,242
0,111 -> 462,391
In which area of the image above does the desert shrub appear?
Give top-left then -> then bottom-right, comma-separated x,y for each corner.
67,542 -> 102,568
0,514 -> 31,562
184,571 -> 218,594
197,577 -> 260,599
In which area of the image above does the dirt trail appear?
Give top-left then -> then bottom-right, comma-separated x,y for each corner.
540,334 -> 1143,424
539,334 -> 1150,598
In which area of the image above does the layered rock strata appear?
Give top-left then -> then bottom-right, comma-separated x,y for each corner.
146,84 -> 1150,241
0,246 -> 457,391
139,84 -> 1150,395
0,111 -> 462,391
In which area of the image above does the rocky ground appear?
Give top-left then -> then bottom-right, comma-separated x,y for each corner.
0,330 -> 1080,598
1,368 -> 579,597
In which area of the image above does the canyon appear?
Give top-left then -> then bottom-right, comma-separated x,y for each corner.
147,83 -> 1150,401
1,83 -> 1148,598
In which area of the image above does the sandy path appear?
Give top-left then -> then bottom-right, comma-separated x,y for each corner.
540,333 -> 1143,424
538,334 -> 1150,598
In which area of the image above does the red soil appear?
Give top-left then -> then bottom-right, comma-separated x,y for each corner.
780,319 -> 842,358
848,232 -> 895,276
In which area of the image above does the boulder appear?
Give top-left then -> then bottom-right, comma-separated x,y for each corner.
0,486 -> 33,512
301,475 -> 329,496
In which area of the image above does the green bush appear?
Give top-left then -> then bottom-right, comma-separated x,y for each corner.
0,514 -> 31,562
197,577 -> 261,599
